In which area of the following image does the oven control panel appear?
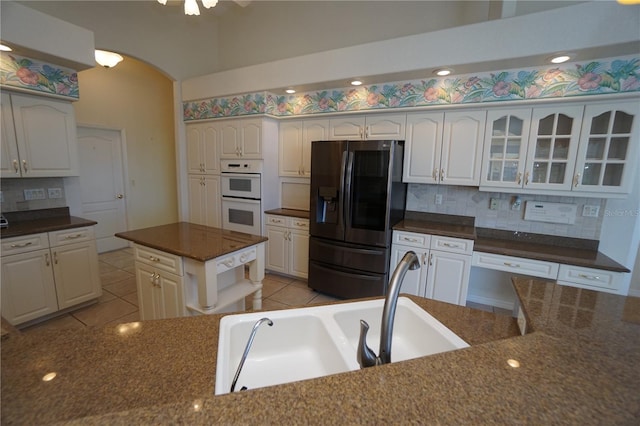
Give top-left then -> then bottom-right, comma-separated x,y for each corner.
221,159 -> 263,173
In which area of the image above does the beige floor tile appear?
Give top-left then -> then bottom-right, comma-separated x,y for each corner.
104,311 -> 140,329
98,289 -> 118,303
260,299 -> 290,311
260,278 -> 289,298
309,292 -> 341,305
105,257 -> 135,270
22,314 -> 86,333
268,285 -> 317,307
121,292 -> 139,307
100,269 -> 135,286
265,273 -> 294,284
99,261 -> 118,275
71,298 -> 138,328
98,250 -> 133,263
103,275 -> 137,297
289,279 -> 309,289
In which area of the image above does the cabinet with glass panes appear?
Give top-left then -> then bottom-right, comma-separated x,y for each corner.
573,100 -> 639,194
481,105 -> 583,191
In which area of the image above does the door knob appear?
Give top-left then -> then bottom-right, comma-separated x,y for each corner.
116,194 -> 124,199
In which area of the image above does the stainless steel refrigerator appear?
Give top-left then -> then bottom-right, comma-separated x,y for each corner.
308,139 -> 407,299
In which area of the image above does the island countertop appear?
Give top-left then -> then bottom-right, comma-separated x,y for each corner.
2,284 -> 639,424
115,222 -> 268,262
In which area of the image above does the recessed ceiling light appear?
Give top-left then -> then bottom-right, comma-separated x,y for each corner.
351,80 -> 363,86
0,43 -> 12,52
285,88 -> 296,94
434,68 -> 452,76
550,55 -> 571,64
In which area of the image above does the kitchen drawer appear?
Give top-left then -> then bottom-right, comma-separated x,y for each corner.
49,227 -> 95,247
216,246 -> 257,273
393,230 -> 430,249
265,214 -> 287,227
135,244 -> 184,276
557,264 -> 624,294
472,251 -> 559,280
430,235 -> 473,255
1,233 -> 49,256
288,217 -> 309,231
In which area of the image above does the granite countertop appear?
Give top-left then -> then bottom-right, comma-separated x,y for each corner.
264,208 -> 310,219
3,285 -> 639,424
115,222 -> 268,262
394,211 -> 628,273
0,207 -> 97,239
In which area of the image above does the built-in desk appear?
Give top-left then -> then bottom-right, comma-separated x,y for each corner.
116,222 -> 268,318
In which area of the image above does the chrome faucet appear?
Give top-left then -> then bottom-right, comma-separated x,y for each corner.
357,251 -> 420,368
230,317 -> 273,392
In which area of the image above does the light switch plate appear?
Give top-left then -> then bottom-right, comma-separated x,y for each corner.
582,205 -> 600,217
48,188 -> 63,199
24,188 -> 46,200
489,198 -> 500,210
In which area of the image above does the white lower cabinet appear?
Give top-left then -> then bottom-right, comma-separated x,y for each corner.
265,214 -> 309,279
0,227 -> 102,326
134,244 -> 185,320
391,230 -> 473,306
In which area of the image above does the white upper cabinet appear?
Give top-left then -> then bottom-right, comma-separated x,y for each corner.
220,118 -> 263,159
329,113 -> 406,140
404,111 -> 485,186
186,121 -> 219,175
525,105 -> 583,191
480,108 -> 532,189
279,119 -> 329,177
1,92 -> 79,178
573,100 -> 639,194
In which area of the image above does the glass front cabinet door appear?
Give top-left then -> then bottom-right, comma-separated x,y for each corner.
524,105 -> 584,191
573,100 -> 639,194
481,108 -> 532,189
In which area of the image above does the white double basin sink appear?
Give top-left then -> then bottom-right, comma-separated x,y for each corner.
215,297 -> 469,395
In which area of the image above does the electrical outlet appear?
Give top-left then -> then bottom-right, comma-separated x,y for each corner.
0,191 -> 3,203
435,194 -> 443,205
48,188 -> 63,199
490,198 -> 500,210
24,188 -> 46,200
582,205 -> 600,217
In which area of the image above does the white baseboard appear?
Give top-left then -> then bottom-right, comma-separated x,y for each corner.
466,294 -> 515,311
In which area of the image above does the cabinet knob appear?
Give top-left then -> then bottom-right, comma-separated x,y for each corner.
440,169 -> 445,181
12,160 -> 19,174
573,173 -> 581,187
516,172 -> 522,185
524,171 -> 530,186
22,160 -> 28,173
116,194 -> 124,199
45,253 -> 50,266
432,169 -> 438,181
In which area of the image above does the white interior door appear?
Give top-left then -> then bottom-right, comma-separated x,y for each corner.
77,126 -> 128,253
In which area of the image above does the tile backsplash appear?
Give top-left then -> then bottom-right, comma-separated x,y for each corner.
406,184 -> 604,240
0,178 -> 67,212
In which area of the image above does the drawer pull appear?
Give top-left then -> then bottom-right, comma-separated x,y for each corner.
10,241 -> 33,248
45,253 -> 50,266
149,255 -> 161,262
239,253 -> 248,263
504,262 -> 520,268
402,237 -> 419,243
294,221 -> 306,227
578,273 -> 600,281
442,242 -> 460,248
64,234 -> 84,240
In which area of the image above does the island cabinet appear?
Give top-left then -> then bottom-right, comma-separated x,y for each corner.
117,223 -> 267,319
403,111 -> 485,186
278,119 -> 329,177
1,92 -> 79,178
328,113 -> 406,140
1,227 -> 101,326
390,230 -> 473,306
265,214 -> 309,279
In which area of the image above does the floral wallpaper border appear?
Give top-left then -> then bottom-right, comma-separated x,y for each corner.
183,55 -> 640,121
0,53 -> 79,99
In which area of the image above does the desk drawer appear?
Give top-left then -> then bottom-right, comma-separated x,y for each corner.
135,245 -> 183,276
557,265 -> 624,294
472,252 -> 559,279
431,235 -> 473,255
1,233 -> 49,256
288,218 -> 309,231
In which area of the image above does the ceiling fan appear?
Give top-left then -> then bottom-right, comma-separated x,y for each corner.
157,0 -> 251,16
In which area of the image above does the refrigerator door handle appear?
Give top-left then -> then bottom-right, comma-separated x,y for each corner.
344,151 -> 355,230
312,262 -> 381,281
338,150 -> 348,230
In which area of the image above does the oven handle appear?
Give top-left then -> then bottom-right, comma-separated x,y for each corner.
221,173 -> 261,179
221,197 -> 261,204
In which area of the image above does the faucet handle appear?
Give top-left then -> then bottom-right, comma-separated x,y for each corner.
357,320 -> 379,369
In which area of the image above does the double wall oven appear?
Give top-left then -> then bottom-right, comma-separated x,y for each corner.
221,160 -> 263,236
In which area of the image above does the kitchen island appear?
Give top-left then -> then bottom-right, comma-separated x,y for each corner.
2,277 -> 639,424
115,222 -> 268,318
